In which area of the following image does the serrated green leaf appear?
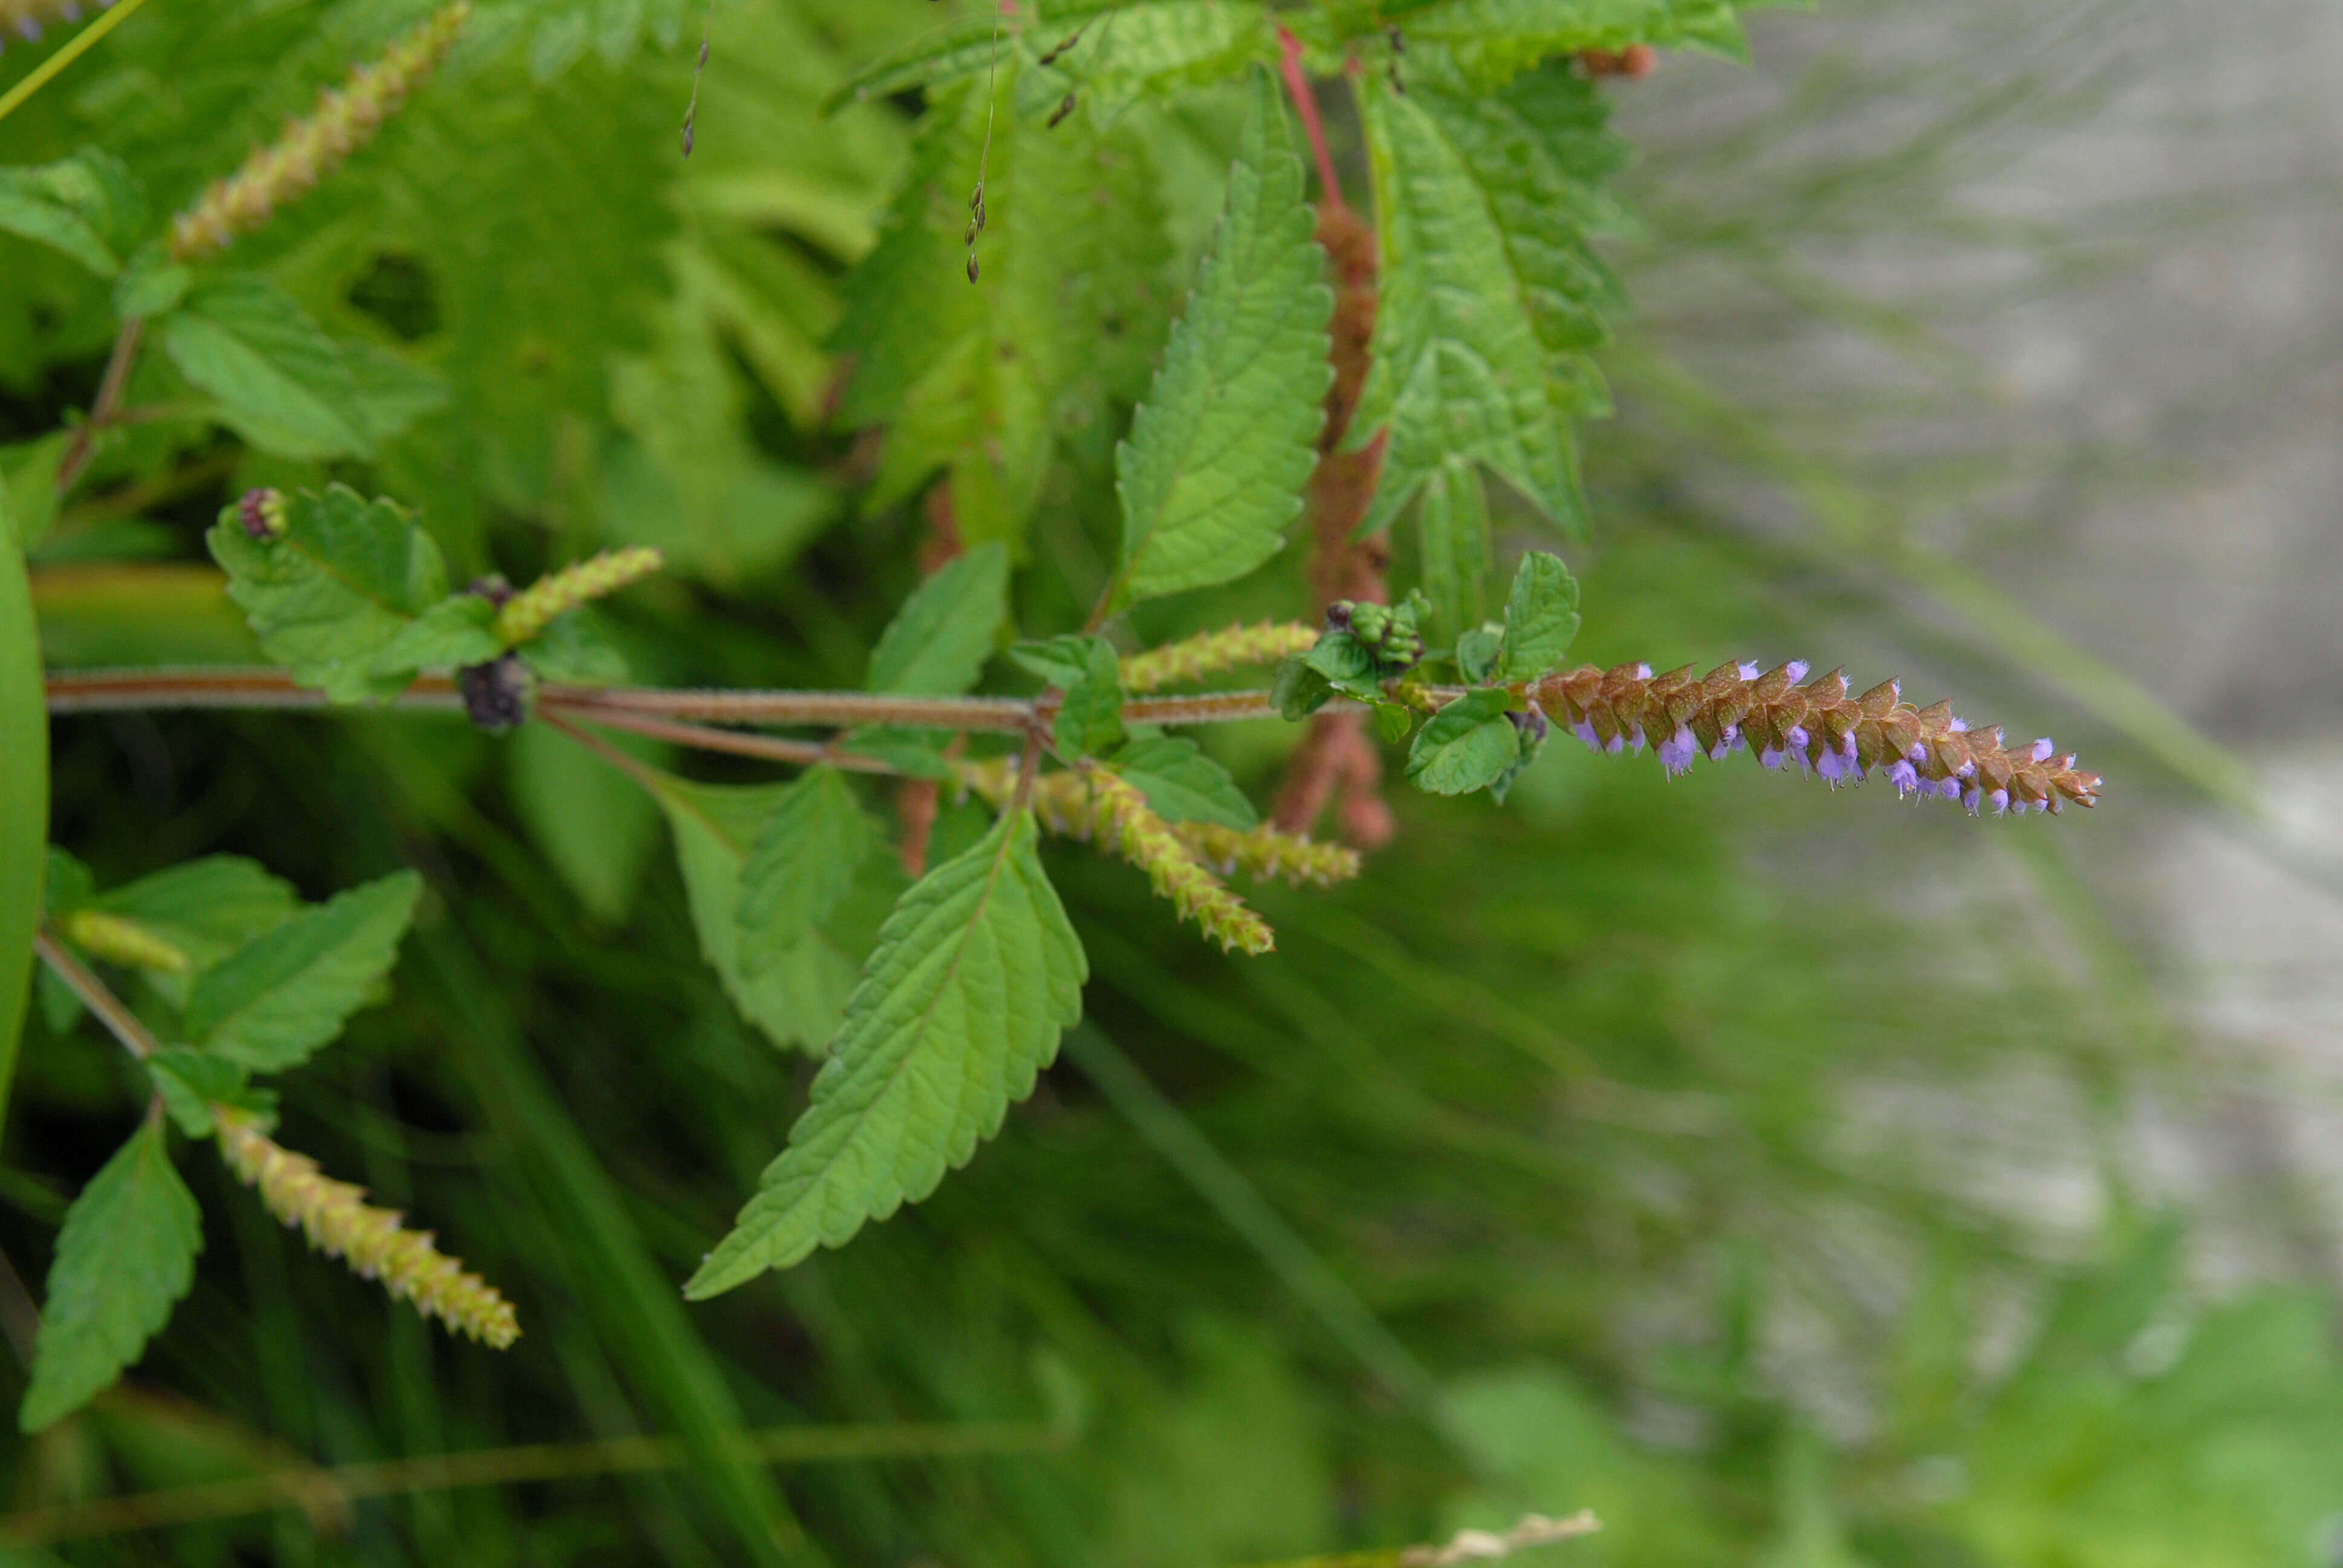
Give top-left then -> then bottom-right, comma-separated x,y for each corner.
0,150 -> 144,278
165,276 -> 376,460
650,773 -> 856,1054
867,543 -> 1009,696
686,810 -> 1085,1296
207,484 -> 451,703
369,593 -> 505,678
1112,737 -> 1256,829
1417,456 -> 1492,638
836,67 -> 1172,550
822,14 -> 1005,112
1496,550 -> 1580,680
738,768 -> 876,978
20,1119 -> 200,1432
183,872 -> 422,1073
1457,626 -> 1504,684
95,855 -> 301,1010
146,1050 -> 272,1139
1406,688 -> 1522,795
1272,655 -> 1335,720
0,478 -> 42,1137
508,722 -> 669,926
1352,53 -> 1629,537
1012,635 -> 1126,757
1107,70 -> 1332,610
1305,631 -> 1385,702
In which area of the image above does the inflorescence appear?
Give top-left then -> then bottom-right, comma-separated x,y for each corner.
215,1111 -> 520,1348
493,546 -> 664,645
1076,768 -> 1276,955
1120,620 -> 1320,694
1530,660 -> 2102,814
168,2 -> 471,261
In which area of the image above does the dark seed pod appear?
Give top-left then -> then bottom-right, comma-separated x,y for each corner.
457,655 -> 531,732
966,253 -> 980,284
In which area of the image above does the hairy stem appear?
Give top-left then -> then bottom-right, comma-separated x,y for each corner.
33,930 -> 159,1060
53,317 -> 148,498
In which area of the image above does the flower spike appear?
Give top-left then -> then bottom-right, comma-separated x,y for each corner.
169,2 -> 471,261
215,1111 -> 519,1348
59,909 -> 188,973
494,546 -> 664,645
1531,661 -> 2100,814
1078,768 -> 1276,954
1121,621 -> 1320,693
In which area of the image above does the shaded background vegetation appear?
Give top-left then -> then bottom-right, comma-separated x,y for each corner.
7,0 -> 2343,1562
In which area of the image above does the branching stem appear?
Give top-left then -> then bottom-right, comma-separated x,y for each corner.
33,930 -> 159,1060
53,317 -> 148,497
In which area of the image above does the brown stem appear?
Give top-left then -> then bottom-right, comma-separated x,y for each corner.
534,698 -> 909,776
34,930 -> 159,1060
1277,25 -> 1347,215
53,317 -> 148,497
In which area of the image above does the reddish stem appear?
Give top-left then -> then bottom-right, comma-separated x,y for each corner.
1276,25 -> 1346,215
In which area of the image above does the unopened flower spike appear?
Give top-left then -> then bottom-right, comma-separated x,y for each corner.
169,1 -> 471,261
493,546 -> 664,646
1121,620 -> 1321,693
1078,767 -> 1276,955
58,909 -> 188,973
1531,660 -> 2101,815
962,760 -> 1361,890
237,487 -> 287,540
215,1110 -> 519,1348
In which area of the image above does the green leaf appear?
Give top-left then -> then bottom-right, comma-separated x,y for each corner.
516,607 -> 629,685
19,1119 -> 201,1432
0,475 -> 43,1138
164,276 -> 376,460
1417,456 -> 1492,638
1012,635 -> 1126,757
650,773 -> 856,1054
95,855 -> 301,1009
1406,688 -> 1521,796
1352,53 -> 1630,537
2,434 -> 68,555
867,542 -> 1010,696
1107,70 -> 1332,611
1304,631 -> 1385,702
369,594 -> 505,678
1375,0 -> 1753,83
738,768 -> 876,978
1457,626 -> 1504,685
1112,737 -> 1256,829
113,244 -> 191,319
1273,655 -> 1335,720
1496,550 -> 1580,680
835,67 -> 1172,550
822,15 -> 1005,111
183,872 -> 423,1072
207,484 -> 451,703
146,1050 -> 274,1139
508,723 -> 668,926
686,810 -> 1086,1297
0,149 -> 144,278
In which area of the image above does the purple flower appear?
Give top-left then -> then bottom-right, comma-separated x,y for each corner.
1888,759 -> 1919,795
2030,737 -> 2055,763
1737,661 -> 1761,681
1659,726 -> 1698,776
1571,719 -> 1600,751
1785,661 -> 1810,682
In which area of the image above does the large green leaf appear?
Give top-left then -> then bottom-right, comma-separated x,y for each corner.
0,477 -> 42,1140
19,1119 -> 202,1432
738,767 -> 876,978
1107,69 -> 1332,612
1112,737 -> 1257,829
1352,53 -> 1629,537
0,149 -> 145,278
833,65 -> 1172,549
1495,550 -> 1581,680
164,275 -> 378,460
866,541 -> 1010,696
686,811 -> 1086,1296
207,485 -> 453,703
650,772 -> 856,1054
183,872 -> 423,1072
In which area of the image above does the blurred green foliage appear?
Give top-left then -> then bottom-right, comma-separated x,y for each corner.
4,0 -> 2340,1563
